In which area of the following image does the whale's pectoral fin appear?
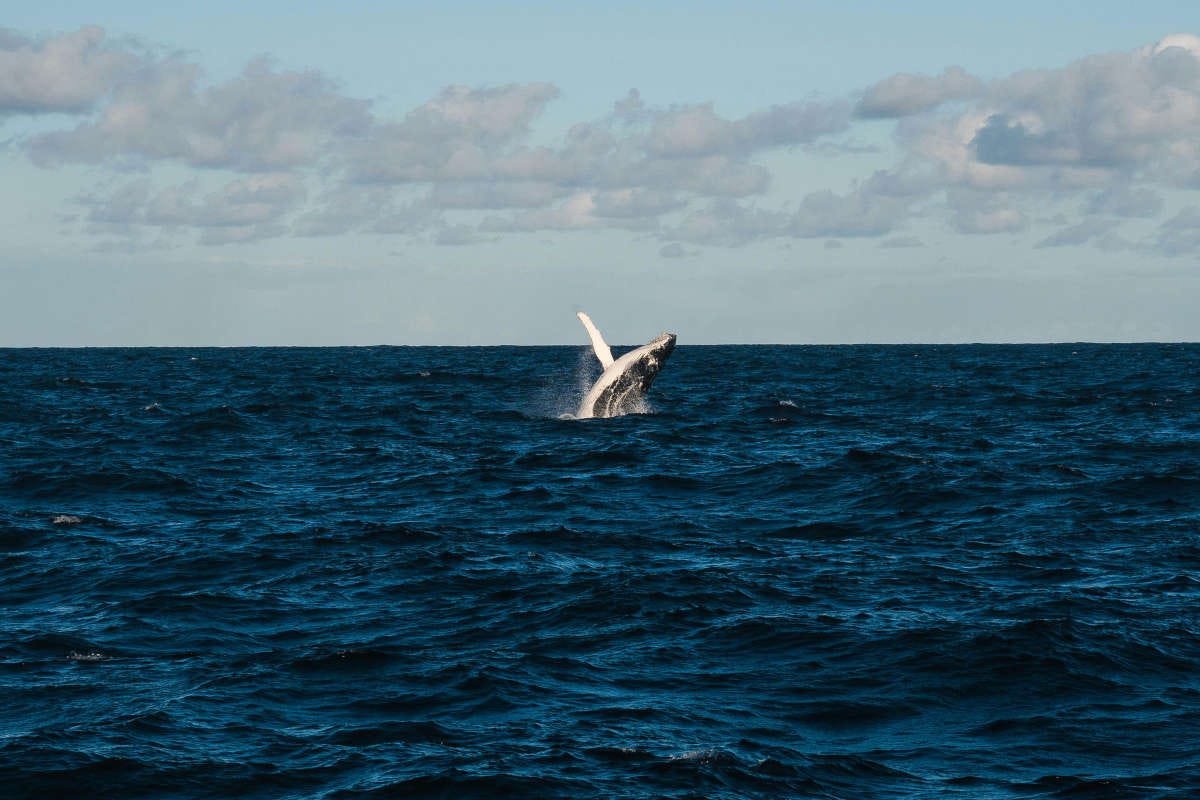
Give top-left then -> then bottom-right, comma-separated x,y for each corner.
576,311 -> 614,368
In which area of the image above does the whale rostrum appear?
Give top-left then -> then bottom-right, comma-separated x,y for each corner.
576,311 -> 676,419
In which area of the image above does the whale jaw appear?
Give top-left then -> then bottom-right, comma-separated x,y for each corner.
578,331 -> 676,419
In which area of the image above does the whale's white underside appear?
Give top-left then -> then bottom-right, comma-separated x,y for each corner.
576,311 -> 676,419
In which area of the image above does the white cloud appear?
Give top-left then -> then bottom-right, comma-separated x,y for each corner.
967,34 -> 1200,180
0,26 -> 133,114
78,173 -> 306,243
790,186 -> 910,238
668,200 -> 788,246
345,84 -> 558,183
590,188 -> 685,219
645,99 -> 850,157
428,180 -> 562,210
481,192 -> 601,232
10,26 -> 1200,253
857,66 -> 982,118
29,56 -> 371,171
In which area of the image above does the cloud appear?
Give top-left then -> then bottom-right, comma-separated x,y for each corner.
966,35 -> 1200,179
344,91 -> 796,203
606,154 -> 770,197
1086,184 -> 1164,218
480,192 -> 602,232
292,185 -> 398,237
880,236 -> 924,248
669,200 -> 788,246
345,83 -> 559,183
434,223 -> 491,246
28,56 -> 371,171
78,173 -> 306,243
10,26 -> 1200,255
0,26 -> 134,115
428,180 -> 562,209
948,190 -> 1028,234
1152,206 -> 1200,256
1035,217 -> 1114,248
891,33 -> 1200,203
646,99 -> 851,157
790,186 -> 909,238
865,33 -> 1200,244
856,66 -> 982,118
590,188 -> 685,219
658,242 -> 688,258
370,201 -> 441,235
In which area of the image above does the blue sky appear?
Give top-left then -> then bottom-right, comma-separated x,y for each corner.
2,2 -> 1199,344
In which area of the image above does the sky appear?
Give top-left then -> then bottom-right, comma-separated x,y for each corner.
2,1 -> 1199,345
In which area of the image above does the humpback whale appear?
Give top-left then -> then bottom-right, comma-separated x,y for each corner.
575,311 -> 676,419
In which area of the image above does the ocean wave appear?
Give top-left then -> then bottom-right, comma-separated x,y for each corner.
3,344 -> 1200,798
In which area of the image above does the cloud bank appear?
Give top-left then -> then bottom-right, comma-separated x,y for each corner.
5,26 -> 1200,255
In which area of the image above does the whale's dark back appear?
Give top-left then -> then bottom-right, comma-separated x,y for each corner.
587,334 -> 676,417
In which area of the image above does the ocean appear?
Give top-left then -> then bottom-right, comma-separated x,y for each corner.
2,344 -> 1198,799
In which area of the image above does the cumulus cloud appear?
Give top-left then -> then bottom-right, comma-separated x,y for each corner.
846,33 -> 1200,249
0,26 -> 133,114
790,186 -> 909,238
345,83 -> 559,183
9,25 -> 1200,254
78,173 -> 306,243
646,99 -> 851,157
590,188 -> 685,219
428,180 -> 562,210
668,200 -> 788,246
29,56 -> 371,171
964,36 -> 1200,179
480,193 -> 603,232
856,66 -> 982,118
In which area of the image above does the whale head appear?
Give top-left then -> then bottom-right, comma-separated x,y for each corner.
578,329 -> 676,418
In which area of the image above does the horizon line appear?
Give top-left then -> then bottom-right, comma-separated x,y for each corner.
3,340 -> 1199,349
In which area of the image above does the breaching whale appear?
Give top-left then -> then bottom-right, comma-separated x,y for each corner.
575,311 -> 676,419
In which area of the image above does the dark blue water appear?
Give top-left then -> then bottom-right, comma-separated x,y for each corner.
2,344 -> 1199,799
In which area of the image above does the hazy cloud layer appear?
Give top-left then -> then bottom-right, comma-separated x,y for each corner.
1153,207 -> 1200,256
1035,217 -> 1114,248
80,173 -> 306,244
7,26 -> 1200,251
